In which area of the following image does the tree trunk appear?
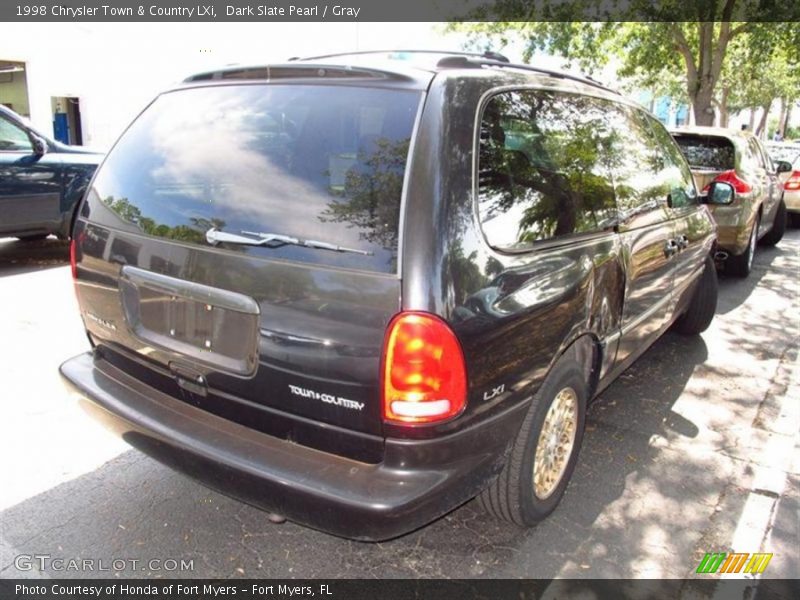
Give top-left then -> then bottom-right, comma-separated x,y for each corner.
776,98 -> 787,138
748,108 -> 756,130
672,21 -> 743,131
755,100 -> 772,137
782,102 -> 793,137
692,85 -> 716,126
718,87 -> 730,127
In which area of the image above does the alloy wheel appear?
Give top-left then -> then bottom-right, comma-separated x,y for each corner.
533,386 -> 578,500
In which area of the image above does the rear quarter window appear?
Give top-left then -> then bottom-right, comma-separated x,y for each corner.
476,89 -> 619,250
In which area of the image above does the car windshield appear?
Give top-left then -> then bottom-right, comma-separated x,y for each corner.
87,84 -> 422,274
672,134 -> 736,171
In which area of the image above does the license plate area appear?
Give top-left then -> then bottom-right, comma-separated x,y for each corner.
119,266 -> 260,376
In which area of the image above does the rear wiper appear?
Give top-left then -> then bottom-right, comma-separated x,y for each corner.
206,228 -> 373,256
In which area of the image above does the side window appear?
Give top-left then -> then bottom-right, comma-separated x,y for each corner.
607,106 -> 671,220
755,139 -> 774,172
642,113 -> 698,209
747,138 -> 766,169
476,90 -> 618,250
0,117 -> 33,152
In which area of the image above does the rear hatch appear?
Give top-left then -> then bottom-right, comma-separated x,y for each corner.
671,132 -> 736,190
73,77 -> 425,462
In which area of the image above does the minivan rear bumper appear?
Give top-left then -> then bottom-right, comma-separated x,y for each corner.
60,352 -> 526,541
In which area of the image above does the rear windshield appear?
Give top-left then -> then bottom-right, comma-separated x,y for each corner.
86,84 -> 421,274
672,134 -> 735,171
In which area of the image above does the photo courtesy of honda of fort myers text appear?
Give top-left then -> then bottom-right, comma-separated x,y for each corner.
1,0 -> 799,599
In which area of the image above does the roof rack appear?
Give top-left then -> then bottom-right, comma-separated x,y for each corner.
290,49 -> 510,63
435,56 -> 619,94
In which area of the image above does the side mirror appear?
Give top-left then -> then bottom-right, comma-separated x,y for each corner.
702,181 -> 735,206
30,134 -> 47,157
775,160 -> 793,174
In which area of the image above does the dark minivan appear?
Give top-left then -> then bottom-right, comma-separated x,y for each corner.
61,51 -> 721,540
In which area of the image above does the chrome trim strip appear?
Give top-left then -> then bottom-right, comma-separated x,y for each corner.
601,329 -> 622,347
620,292 -> 673,337
396,91 -> 428,279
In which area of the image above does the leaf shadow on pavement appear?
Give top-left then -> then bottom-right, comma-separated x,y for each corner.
1,332 -> 724,580
716,241 -> 795,316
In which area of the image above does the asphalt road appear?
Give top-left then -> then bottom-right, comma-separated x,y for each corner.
0,231 -> 798,582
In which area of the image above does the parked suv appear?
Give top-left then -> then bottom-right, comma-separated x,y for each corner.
670,127 -> 788,277
0,105 -> 102,241
61,51 -> 721,540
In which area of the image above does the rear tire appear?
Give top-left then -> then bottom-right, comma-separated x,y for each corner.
478,352 -> 587,526
759,200 -> 786,247
726,214 -> 759,278
673,255 -> 718,335
789,212 -> 800,228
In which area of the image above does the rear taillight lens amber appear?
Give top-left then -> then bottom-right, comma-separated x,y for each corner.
69,238 -> 77,280
785,170 -> 800,191
382,312 -> 467,424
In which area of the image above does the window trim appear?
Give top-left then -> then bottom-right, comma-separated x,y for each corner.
471,84 -> 636,255
395,90 -> 428,279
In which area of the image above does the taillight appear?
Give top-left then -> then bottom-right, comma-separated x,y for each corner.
785,170 -> 800,191
705,169 -> 753,194
382,312 -> 467,424
69,238 -> 78,280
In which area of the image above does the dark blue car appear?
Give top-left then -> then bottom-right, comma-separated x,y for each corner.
0,105 -> 102,240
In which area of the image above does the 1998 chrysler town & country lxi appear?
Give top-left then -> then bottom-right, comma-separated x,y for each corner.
60,51 -> 725,540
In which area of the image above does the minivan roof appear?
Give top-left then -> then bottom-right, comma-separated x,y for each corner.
181,49 -> 620,96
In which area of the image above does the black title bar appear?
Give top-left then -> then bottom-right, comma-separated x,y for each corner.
3,0 -> 799,22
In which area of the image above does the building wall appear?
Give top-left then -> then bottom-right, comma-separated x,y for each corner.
0,23 -> 461,150
0,68 -> 30,116
635,90 -> 690,127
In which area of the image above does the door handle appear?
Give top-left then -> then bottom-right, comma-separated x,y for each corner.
664,239 -> 678,258
676,235 -> 689,250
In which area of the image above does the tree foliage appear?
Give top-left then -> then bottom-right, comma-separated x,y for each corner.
449,1 -> 799,126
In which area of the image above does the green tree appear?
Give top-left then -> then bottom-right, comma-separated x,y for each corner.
725,48 -> 800,134
102,195 -> 227,245
450,2 -> 798,126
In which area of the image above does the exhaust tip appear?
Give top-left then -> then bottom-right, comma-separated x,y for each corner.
267,513 -> 286,524
714,251 -> 729,261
